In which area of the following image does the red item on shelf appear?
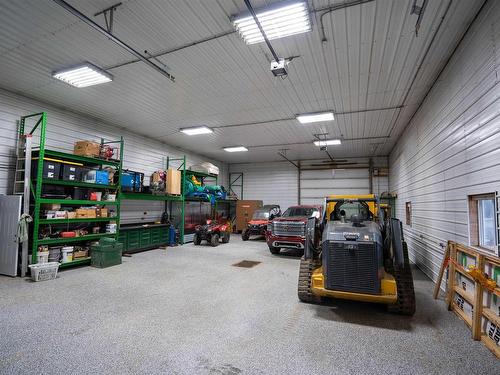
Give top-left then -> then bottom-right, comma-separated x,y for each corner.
60,231 -> 76,238
89,192 -> 98,201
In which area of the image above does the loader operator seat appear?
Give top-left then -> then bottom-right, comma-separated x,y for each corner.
330,200 -> 373,222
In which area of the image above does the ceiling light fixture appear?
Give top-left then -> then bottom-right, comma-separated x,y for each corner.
297,112 -> 334,124
223,146 -> 249,152
180,126 -> 214,136
313,139 -> 341,146
233,1 -> 311,45
52,62 -> 113,88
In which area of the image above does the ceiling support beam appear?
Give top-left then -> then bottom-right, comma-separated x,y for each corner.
319,0 -> 376,42
277,152 -> 299,169
105,29 -> 236,71
245,136 -> 390,150
103,2 -> 375,72
52,0 -> 175,82
94,2 -> 122,33
411,0 -> 429,36
207,106 -> 402,130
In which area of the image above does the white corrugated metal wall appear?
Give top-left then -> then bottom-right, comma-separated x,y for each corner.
0,88 -> 227,224
300,169 -> 370,205
228,162 -> 298,210
300,157 -> 389,205
229,158 -> 388,210
389,0 -> 500,282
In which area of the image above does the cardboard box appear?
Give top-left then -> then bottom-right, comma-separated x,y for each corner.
151,171 -> 164,183
96,207 -> 108,218
236,200 -> 263,232
75,208 -> 96,218
456,273 -> 475,295
66,211 -> 77,219
166,168 -> 181,195
454,292 -> 474,318
73,249 -> 89,259
486,320 -> 500,346
74,141 -> 100,157
54,210 -> 66,219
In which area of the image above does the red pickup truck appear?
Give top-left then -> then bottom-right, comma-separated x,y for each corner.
266,205 -> 323,255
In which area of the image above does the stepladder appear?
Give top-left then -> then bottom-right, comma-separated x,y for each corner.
13,134 -> 33,277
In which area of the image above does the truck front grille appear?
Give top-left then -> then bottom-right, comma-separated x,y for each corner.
324,241 -> 380,294
273,221 -> 305,237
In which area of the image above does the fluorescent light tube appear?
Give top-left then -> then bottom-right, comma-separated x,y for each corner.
313,139 -> 341,146
297,112 -> 334,124
52,62 -> 113,88
233,1 -> 311,45
223,146 -> 248,152
180,126 -> 214,136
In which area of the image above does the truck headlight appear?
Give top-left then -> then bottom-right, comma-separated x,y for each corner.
267,223 -> 272,231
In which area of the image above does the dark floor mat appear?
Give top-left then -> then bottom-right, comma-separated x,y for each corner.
232,260 -> 261,268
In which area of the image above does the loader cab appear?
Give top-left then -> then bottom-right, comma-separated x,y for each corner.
324,194 -> 378,224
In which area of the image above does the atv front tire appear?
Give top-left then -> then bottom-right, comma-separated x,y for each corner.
210,234 -> 220,247
298,258 -> 321,304
193,233 -> 201,245
241,230 -> 249,241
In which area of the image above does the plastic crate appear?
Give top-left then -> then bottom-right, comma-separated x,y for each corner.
91,238 -> 123,268
28,262 -> 59,282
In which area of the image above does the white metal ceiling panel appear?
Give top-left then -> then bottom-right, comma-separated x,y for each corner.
0,0 -> 485,162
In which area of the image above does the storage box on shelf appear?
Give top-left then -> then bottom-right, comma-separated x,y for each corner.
166,168 -> 181,195
20,112 -> 124,270
74,140 -> 100,158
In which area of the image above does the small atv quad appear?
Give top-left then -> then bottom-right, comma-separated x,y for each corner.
193,219 -> 231,247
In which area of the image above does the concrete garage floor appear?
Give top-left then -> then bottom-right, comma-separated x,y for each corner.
1,236 -> 499,375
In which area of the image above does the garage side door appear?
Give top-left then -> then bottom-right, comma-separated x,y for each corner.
300,169 -> 370,205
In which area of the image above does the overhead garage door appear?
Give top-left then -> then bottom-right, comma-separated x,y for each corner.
299,169 -> 370,206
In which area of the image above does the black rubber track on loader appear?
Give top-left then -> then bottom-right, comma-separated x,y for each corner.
388,242 -> 416,316
298,258 -> 321,304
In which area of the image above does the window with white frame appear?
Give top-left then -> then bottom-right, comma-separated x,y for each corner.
468,193 -> 497,253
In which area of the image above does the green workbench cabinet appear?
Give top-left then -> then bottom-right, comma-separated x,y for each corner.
118,224 -> 169,253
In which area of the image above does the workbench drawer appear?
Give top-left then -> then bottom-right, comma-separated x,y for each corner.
140,230 -> 151,247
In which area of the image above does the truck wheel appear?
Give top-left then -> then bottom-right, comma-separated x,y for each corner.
222,232 -> 230,243
210,234 -> 220,247
241,229 -> 249,241
298,258 -> 321,304
193,233 -> 201,245
388,242 -> 416,316
268,245 -> 280,255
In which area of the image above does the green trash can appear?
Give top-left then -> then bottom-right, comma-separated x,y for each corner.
91,238 -> 123,268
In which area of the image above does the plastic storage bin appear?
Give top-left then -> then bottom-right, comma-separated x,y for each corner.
83,170 -> 109,185
36,251 -> 49,264
91,238 -> 123,268
28,262 -> 59,282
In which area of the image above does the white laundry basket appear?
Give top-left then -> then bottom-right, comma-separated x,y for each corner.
28,262 -> 59,282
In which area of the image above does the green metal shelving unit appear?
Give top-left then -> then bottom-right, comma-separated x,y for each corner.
120,192 -> 183,201
166,155 -> 186,244
119,155 -> 186,245
19,112 -> 124,268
